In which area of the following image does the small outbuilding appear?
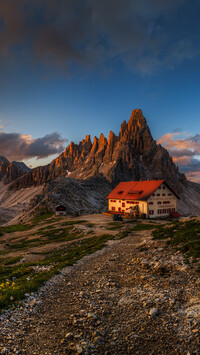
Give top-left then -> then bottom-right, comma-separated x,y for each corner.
55,205 -> 67,216
106,180 -> 180,219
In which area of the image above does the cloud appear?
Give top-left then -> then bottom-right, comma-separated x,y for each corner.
158,131 -> 200,182
0,0 -> 199,76
0,131 -> 66,161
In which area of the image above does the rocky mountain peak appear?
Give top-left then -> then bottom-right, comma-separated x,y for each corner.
127,109 -> 146,130
0,156 -> 9,166
0,156 -> 30,183
98,133 -> 107,149
108,130 -> 115,143
85,134 -> 91,143
9,108 -> 188,193
119,120 -> 128,140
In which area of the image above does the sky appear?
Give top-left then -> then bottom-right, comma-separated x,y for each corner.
0,0 -> 200,181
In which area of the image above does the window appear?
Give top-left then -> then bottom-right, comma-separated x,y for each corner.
119,200 -> 121,203
163,186 -> 165,189
167,208 -> 171,213
162,193 -> 166,196
122,202 -> 125,207
168,193 -> 172,196
163,209 -> 166,213
158,187 -> 161,190
111,200 -> 116,202
172,208 -> 175,212
153,194 -> 155,196
149,202 -> 153,205
157,209 -> 162,214
122,209 -> 125,212
163,201 -> 170,204
157,201 -> 161,205
149,210 -> 154,215
118,207 -> 121,212
157,194 -> 160,196
111,207 -> 115,211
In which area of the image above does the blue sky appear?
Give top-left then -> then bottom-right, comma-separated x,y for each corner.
0,0 -> 200,181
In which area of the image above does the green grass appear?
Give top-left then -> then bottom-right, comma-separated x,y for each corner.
132,223 -> 156,231
153,220 -> 200,261
60,220 -> 87,226
0,233 -> 113,311
31,212 -> 54,224
0,223 -> 88,255
0,224 -> 34,236
0,215 -> 170,311
107,222 -> 124,230
117,229 -> 132,239
2,256 -> 22,265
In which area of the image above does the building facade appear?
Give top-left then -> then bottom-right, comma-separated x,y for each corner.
55,205 -> 67,216
107,180 -> 179,219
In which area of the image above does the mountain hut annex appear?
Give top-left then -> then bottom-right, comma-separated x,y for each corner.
106,180 -> 180,219
55,205 -> 67,216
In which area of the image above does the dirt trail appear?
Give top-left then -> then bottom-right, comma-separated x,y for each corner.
1,228 -> 200,354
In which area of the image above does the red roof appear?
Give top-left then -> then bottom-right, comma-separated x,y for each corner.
107,180 -> 179,201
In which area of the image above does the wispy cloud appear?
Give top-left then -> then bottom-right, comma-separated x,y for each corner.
0,0 -> 199,76
158,131 -> 200,182
0,131 -> 66,161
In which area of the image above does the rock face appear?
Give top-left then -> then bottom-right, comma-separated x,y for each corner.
9,109 -> 187,195
21,176 -> 112,221
0,157 -> 30,184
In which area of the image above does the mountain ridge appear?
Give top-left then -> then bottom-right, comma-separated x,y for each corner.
9,109 -> 187,193
1,108 -> 200,223
0,157 -> 30,184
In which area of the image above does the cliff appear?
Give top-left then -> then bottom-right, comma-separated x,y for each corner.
0,157 -> 30,184
9,109 -> 187,194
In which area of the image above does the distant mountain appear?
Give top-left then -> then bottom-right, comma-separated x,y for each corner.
9,109 -> 187,194
1,109 -> 200,221
0,157 -> 30,184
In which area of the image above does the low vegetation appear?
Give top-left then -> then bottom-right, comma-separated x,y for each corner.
0,233 -> 113,311
153,219 -> 200,262
0,214 -> 118,311
2,214 -> 196,312
132,223 -> 156,231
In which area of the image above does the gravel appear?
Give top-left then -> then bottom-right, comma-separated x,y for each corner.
0,230 -> 200,354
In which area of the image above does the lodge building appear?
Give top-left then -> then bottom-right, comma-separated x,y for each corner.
106,180 -> 180,219
55,205 -> 67,216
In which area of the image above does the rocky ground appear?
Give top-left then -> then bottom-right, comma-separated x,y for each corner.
0,226 -> 200,354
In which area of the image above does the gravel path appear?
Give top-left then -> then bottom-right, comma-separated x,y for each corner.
0,230 -> 200,354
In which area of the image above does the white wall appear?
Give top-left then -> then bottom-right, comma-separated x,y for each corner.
147,183 -> 177,218
108,182 -> 178,218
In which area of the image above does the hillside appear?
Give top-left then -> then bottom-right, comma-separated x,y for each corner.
1,215 -> 200,354
0,109 -> 200,222
0,157 -> 30,184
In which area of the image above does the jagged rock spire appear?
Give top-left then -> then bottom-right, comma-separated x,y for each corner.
9,108 -> 187,192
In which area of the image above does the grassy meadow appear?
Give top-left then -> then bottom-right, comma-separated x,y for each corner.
1,214 -> 200,312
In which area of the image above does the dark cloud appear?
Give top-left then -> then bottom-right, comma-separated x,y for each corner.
0,131 -> 66,161
0,0 -> 198,75
158,132 -> 200,182
180,158 -> 200,173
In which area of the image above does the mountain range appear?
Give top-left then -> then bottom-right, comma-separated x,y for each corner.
0,157 -> 30,184
0,109 -> 200,223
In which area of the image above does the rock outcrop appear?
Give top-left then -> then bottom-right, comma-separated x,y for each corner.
0,157 -> 30,184
9,109 -> 187,195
